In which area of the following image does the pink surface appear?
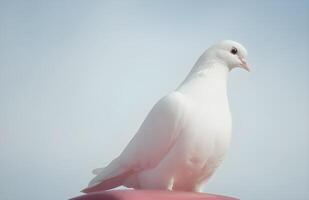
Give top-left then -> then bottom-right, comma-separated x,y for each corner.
71,190 -> 239,200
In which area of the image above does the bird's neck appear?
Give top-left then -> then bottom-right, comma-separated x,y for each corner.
176,61 -> 230,101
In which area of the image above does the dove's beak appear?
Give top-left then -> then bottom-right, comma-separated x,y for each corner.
239,57 -> 250,72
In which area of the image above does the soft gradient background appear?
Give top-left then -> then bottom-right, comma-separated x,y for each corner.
1,1 -> 308,199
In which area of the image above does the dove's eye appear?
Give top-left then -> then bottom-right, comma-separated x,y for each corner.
230,47 -> 238,55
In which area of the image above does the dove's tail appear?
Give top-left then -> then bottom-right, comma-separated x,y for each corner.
92,167 -> 104,175
81,158 -> 134,193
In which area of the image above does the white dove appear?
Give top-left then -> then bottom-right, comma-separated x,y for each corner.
82,40 -> 249,193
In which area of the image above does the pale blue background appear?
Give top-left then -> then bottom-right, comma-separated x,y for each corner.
0,1 -> 308,199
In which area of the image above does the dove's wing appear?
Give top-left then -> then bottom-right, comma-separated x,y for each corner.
84,91 -> 187,192
120,91 -> 187,168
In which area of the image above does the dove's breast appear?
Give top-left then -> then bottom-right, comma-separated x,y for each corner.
171,95 -> 232,184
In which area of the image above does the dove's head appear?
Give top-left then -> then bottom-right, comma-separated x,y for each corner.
206,40 -> 249,71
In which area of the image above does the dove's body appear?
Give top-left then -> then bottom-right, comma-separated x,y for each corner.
134,63 -> 232,192
83,40 -> 248,193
